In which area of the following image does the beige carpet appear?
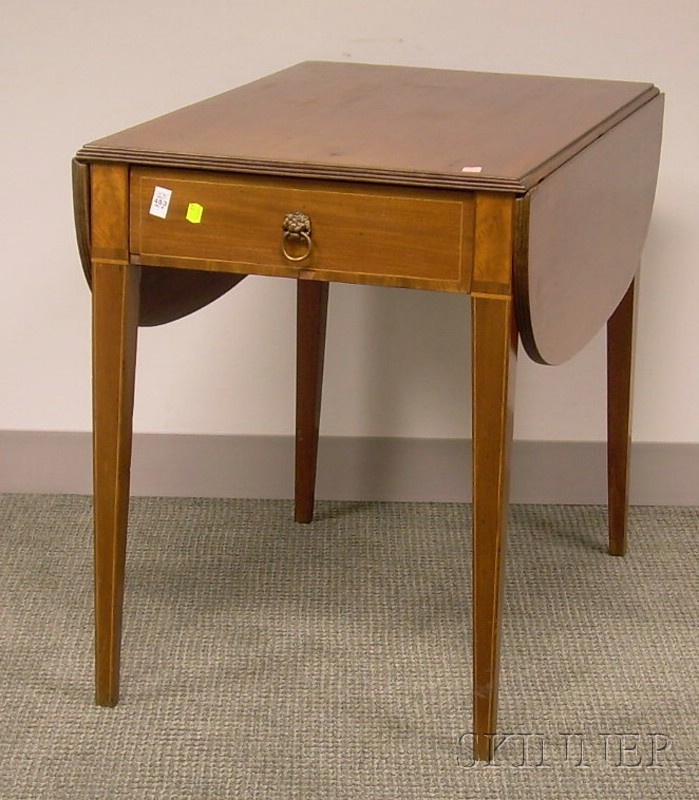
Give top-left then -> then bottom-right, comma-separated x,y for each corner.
0,494 -> 697,798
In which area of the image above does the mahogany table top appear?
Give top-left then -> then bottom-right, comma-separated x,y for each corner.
78,61 -> 658,194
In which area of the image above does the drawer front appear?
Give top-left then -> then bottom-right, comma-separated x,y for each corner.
130,169 -> 473,292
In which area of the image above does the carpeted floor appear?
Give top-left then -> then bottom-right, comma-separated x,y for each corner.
0,494 -> 697,799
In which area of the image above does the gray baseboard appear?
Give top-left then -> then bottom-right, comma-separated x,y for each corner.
0,431 -> 696,505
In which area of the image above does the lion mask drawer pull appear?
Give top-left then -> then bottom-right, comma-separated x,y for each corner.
281,212 -> 313,262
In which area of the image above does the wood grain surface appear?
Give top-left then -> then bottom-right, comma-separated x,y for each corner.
78,61 -> 657,193
514,94 -> 663,365
130,169 -> 473,292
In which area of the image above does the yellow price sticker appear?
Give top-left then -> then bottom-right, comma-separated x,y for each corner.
186,203 -> 204,224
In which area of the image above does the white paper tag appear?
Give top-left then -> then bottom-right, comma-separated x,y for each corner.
461,166 -> 483,173
149,186 -> 172,218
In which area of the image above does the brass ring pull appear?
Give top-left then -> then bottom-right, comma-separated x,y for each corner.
281,212 -> 313,262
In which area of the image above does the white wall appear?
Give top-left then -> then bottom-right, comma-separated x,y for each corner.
2,0 -> 698,444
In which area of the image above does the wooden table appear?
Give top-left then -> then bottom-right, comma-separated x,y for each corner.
73,62 -> 663,761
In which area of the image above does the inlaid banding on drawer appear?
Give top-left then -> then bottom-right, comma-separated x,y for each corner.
130,169 -> 474,292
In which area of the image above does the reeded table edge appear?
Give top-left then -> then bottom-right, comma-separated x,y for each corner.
74,149 -> 525,193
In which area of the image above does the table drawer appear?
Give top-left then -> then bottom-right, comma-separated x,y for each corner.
130,169 -> 473,291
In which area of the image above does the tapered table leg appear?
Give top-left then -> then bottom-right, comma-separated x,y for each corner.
295,279 -> 329,523
90,163 -> 140,707
471,294 -> 518,761
92,262 -> 140,706
607,278 -> 637,557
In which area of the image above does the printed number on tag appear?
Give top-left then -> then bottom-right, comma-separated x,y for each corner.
149,186 -> 172,218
